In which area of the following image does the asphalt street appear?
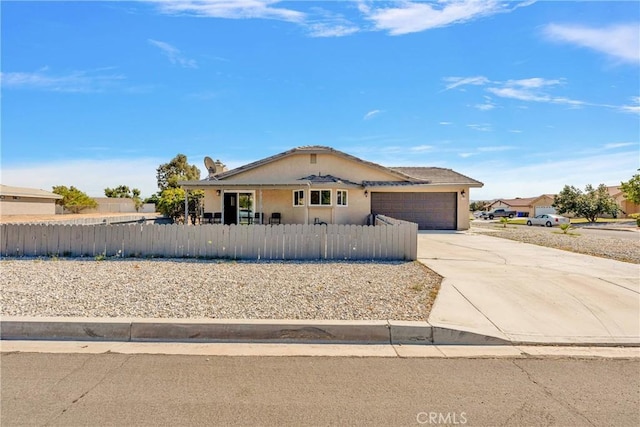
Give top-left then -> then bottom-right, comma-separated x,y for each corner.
2,352 -> 638,426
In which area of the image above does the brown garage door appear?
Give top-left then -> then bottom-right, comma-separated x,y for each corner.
371,192 -> 457,230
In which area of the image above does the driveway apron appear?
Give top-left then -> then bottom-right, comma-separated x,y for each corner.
418,232 -> 640,345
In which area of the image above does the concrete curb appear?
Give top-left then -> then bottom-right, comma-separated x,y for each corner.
1,317 -> 507,346
1,317 -> 637,346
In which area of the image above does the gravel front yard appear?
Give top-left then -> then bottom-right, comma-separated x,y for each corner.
3,221 -> 636,321
471,221 -> 640,264
0,259 -> 441,321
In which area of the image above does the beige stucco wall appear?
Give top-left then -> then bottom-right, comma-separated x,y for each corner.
203,187 -> 370,225
225,152 -> 400,183
81,198 -> 155,214
0,197 -> 58,216
620,199 -> 640,216
194,151 -> 476,229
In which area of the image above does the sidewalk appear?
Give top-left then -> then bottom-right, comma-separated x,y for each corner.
419,231 -> 640,345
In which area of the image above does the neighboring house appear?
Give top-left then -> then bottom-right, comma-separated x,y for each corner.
608,186 -> 640,217
180,146 -> 483,230
487,195 -> 556,217
0,184 -> 62,216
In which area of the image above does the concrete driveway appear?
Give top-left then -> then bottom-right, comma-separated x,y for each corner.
418,232 -> 640,345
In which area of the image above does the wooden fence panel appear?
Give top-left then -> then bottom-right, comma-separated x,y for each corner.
2,225 -> 16,256
0,221 -> 417,261
78,225 -> 90,256
46,226 -> 58,256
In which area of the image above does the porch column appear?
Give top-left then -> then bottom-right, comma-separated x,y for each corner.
259,190 -> 263,224
184,188 -> 189,225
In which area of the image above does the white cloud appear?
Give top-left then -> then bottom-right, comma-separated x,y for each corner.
474,100 -> 496,111
1,158 -> 163,199
446,76 -> 589,108
0,69 -> 125,93
363,109 -> 382,120
148,39 -> 198,68
439,121 -> 453,125
463,150 -> 638,200
362,0 -> 517,36
603,142 -> 636,149
544,23 -> 640,65
619,96 -> 640,114
305,6 -> 359,37
307,23 -> 359,38
152,0 -> 305,23
477,146 -> 515,152
443,76 -> 490,91
485,78 -> 587,107
467,123 -> 492,132
149,0 -> 535,38
410,145 -> 434,152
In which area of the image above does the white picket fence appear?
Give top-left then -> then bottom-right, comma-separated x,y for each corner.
0,221 -> 418,261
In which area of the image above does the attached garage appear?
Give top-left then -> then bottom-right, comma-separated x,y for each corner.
371,192 -> 457,230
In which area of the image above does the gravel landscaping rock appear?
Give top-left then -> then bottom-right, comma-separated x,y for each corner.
471,221 -> 640,264
0,259 -> 441,321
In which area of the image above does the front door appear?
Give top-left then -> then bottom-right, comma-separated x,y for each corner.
223,193 -> 237,225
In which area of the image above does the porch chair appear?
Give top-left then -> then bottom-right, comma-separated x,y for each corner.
254,212 -> 263,225
202,212 -> 214,224
212,212 -> 222,224
269,212 -> 281,225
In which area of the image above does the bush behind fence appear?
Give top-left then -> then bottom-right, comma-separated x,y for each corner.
0,222 -> 417,261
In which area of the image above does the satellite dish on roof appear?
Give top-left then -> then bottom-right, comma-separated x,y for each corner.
204,156 -> 217,178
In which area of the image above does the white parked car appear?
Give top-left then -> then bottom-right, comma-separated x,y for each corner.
526,214 -> 570,227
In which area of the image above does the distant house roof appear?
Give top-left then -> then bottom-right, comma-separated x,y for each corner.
491,194 -> 556,207
0,185 -> 62,200
607,186 -> 623,197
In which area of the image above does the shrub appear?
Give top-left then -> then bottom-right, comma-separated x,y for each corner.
559,223 -> 572,234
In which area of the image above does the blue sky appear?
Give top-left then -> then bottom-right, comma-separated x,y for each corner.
2,0 -> 639,200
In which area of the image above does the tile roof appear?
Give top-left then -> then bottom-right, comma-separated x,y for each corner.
390,167 -> 483,186
189,146 -> 483,188
491,194 -> 556,207
298,174 -> 359,186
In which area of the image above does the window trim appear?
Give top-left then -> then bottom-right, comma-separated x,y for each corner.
293,189 -> 305,207
336,190 -> 348,207
309,189 -> 332,206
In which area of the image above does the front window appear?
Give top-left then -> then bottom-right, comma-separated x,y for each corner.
336,190 -> 347,206
293,190 -> 305,206
310,190 -> 331,206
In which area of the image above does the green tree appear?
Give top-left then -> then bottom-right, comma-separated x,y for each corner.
156,187 -> 203,224
104,185 -> 143,212
104,185 -> 139,198
620,171 -> 640,205
155,154 -> 203,222
52,185 -> 98,214
469,200 -> 489,212
552,184 -> 619,223
156,154 -> 200,191
156,187 -> 186,222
